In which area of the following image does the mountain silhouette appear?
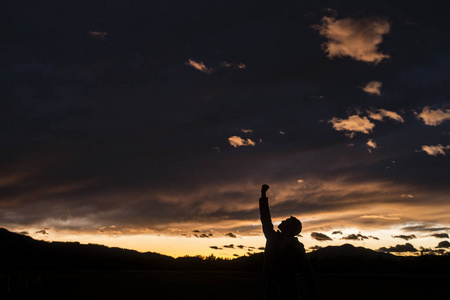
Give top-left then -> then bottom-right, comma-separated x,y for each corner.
1,228 -> 448,273
1,228 -> 174,270
308,243 -> 395,259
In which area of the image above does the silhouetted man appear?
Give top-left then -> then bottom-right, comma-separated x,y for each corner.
259,184 -> 317,300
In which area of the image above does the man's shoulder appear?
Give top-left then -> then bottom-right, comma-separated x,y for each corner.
291,238 -> 306,251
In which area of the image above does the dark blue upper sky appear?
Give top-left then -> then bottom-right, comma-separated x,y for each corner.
1,0 -> 449,243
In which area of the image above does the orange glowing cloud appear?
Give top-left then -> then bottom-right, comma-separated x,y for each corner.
185,59 -> 213,74
314,16 -> 390,64
361,81 -> 382,95
228,136 -> 256,147
419,144 -> 450,156
367,109 -> 404,123
416,107 -> 450,126
329,115 -> 375,134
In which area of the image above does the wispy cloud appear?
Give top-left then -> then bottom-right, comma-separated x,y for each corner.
313,16 -> 390,64
360,215 -> 400,220
419,144 -> 450,156
185,59 -> 213,74
88,31 -> 108,39
402,224 -> 450,232
220,61 -> 246,69
240,128 -> 253,134
361,81 -> 382,95
392,234 -> 416,241
416,107 -> 450,126
228,136 -> 256,148
367,109 -> 404,123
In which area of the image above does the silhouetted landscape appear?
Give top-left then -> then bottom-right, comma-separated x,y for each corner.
1,228 -> 449,299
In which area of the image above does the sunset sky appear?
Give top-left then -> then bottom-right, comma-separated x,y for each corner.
2,0 -> 449,258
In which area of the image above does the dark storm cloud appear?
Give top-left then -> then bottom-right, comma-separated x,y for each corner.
194,233 -> 211,238
1,0 -> 450,237
378,243 -> 418,253
342,233 -> 368,241
225,232 -> 237,238
431,233 -> 449,239
419,247 -> 446,255
436,241 -> 450,249
311,232 -> 332,241
392,234 -> 416,241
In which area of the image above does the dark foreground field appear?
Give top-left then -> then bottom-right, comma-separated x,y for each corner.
1,271 -> 448,300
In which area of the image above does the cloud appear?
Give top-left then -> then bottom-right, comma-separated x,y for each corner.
228,136 -> 256,147
220,61 -> 246,69
436,241 -> 450,248
313,16 -> 390,64
419,247 -> 446,255
209,246 -> 222,250
329,115 -> 375,134
431,233 -> 449,239
367,139 -> 377,152
223,244 -> 234,248
417,107 -> 450,126
194,233 -> 212,238
392,234 -> 416,241
311,232 -> 332,241
225,232 -> 237,238
361,81 -> 382,95
236,245 -> 245,249
367,109 -> 404,123
332,231 -> 343,235
309,245 -> 322,250
419,145 -> 450,156
88,31 -> 108,39
360,215 -> 401,221
402,225 -> 450,232
35,229 -> 49,235
185,59 -> 213,74
297,179 -> 304,183
378,243 -> 418,253
240,129 -> 253,133
342,233 -> 368,241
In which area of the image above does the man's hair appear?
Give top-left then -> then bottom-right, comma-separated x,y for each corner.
286,216 -> 302,236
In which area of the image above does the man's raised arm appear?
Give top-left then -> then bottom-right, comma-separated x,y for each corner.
259,184 -> 275,238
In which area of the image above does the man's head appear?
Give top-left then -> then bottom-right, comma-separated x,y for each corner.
278,216 -> 302,236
